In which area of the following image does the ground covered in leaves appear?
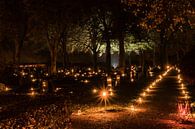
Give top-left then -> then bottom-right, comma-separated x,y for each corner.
0,70 -> 195,129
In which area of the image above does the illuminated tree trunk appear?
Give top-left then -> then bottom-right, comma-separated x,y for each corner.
119,36 -> 125,74
106,37 -> 111,74
91,30 -> 98,71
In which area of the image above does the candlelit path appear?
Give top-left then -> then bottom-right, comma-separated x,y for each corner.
71,70 -> 195,129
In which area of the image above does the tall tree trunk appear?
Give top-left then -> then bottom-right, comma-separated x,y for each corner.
164,41 -> 168,65
119,36 -> 125,74
60,28 -> 68,69
140,50 -> 146,77
14,41 -> 20,65
160,30 -> 167,69
106,37 -> 111,74
153,44 -> 156,67
14,26 -> 26,66
50,47 -> 57,76
129,52 -> 131,67
93,50 -> 98,71
62,40 -> 68,69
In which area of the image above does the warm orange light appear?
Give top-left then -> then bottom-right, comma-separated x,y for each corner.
121,73 -> 125,77
5,87 -> 11,91
142,92 -> 146,97
138,98 -> 143,104
77,109 -> 82,115
84,80 -> 89,83
102,91 -> 107,97
32,79 -> 36,82
110,92 -> 114,96
93,89 -> 98,93
130,105 -> 135,111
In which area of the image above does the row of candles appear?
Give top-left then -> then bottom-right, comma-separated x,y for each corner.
177,68 -> 190,100
176,67 -> 195,118
130,65 -> 173,111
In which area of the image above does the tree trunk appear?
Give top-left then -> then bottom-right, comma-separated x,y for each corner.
93,51 -> 98,71
119,36 -> 125,74
60,29 -> 68,69
14,36 -> 25,65
14,41 -> 20,65
141,50 -> 144,75
106,37 -> 111,74
62,41 -> 68,69
50,47 -> 57,76
153,44 -> 156,67
160,30 -> 167,69
141,50 -> 147,77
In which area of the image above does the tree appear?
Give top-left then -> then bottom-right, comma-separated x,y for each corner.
78,0 -> 116,73
0,0 -> 31,65
111,0 -> 152,73
98,6 -> 114,74
142,0 -> 194,68
65,22 -> 104,71
31,0 -> 82,75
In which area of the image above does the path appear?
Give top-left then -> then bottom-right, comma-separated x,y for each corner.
71,69 -> 195,129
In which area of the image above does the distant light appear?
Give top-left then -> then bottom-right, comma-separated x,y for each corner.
55,87 -> 62,92
84,79 -> 89,83
149,71 -> 153,77
32,79 -> 36,82
87,67 -> 92,71
93,88 -> 98,93
5,87 -> 11,91
121,73 -> 126,77
138,98 -> 143,104
77,109 -> 82,115
107,77 -> 112,86
142,92 -> 146,97
110,91 -> 114,96
157,66 -> 161,69
42,81 -> 47,87
130,105 -> 135,111
108,88 -> 112,91
116,75 -> 120,81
